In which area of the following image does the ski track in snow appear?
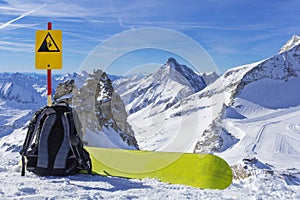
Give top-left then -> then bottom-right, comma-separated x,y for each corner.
239,106 -> 300,124
244,121 -> 279,156
287,124 -> 300,132
220,105 -> 300,171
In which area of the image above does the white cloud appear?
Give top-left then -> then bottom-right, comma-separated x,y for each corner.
0,23 -> 37,31
0,3 -> 46,30
0,1 -> 94,18
0,39 -> 34,52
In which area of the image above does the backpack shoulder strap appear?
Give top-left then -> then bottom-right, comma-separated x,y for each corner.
20,106 -> 56,176
64,110 -> 92,174
36,111 -> 57,169
52,110 -> 72,169
20,107 -> 47,155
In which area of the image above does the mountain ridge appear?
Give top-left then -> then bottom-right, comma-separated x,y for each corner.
114,58 -> 207,114
279,34 -> 300,54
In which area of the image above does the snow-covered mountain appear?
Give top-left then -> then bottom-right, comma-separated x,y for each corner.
0,35 -> 300,199
215,35 -> 300,170
113,73 -> 145,105
119,35 -> 300,179
0,73 -> 47,108
200,71 -> 219,85
0,72 -> 76,107
114,58 -> 206,114
0,72 -> 75,138
279,34 -> 300,54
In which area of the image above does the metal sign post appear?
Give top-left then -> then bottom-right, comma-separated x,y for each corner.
35,22 -> 62,106
47,22 -> 52,106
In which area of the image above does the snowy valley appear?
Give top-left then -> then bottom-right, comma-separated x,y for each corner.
0,35 -> 300,199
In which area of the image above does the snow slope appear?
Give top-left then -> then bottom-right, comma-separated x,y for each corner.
217,35 -> 300,170
220,103 -> 300,169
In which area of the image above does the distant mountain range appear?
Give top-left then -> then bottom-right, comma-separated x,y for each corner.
0,73 -> 75,109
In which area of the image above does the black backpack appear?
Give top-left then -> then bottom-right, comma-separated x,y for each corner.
20,102 -> 92,176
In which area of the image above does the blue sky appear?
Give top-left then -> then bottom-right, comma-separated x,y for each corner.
0,0 -> 299,75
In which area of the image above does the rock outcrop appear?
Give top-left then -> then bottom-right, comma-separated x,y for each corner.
54,69 -> 139,149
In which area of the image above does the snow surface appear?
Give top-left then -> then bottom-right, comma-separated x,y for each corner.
84,127 -> 136,150
0,125 -> 299,199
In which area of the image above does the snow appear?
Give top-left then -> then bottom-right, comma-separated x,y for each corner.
219,105 -> 300,169
279,34 -> 300,53
0,126 -> 299,199
1,167 -> 298,199
238,77 -> 300,109
84,127 -> 136,150
1,39 -> 300,198
114,59 -> 206,115
1,74 -> 300,199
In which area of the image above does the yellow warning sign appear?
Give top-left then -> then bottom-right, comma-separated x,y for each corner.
35,30 -> 62,69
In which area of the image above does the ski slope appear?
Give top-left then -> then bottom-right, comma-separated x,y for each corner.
218,76 -> 300,170
219,104 -> 300,169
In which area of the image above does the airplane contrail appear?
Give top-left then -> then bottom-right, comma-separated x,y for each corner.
0,3 -> 46,30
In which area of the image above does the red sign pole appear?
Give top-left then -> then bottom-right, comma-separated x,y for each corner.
47,22 -> 52,106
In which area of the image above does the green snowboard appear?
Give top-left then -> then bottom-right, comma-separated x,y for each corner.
84,147 -> 232,189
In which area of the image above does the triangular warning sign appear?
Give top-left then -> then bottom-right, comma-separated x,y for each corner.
38,32 -> 60,52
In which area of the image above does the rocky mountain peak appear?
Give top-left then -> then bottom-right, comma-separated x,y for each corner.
54,70 -> 139,149
166,57 -> 179,67
163,57 -> 206,93
115,58 -> 207,114
279,34 -> 300,54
